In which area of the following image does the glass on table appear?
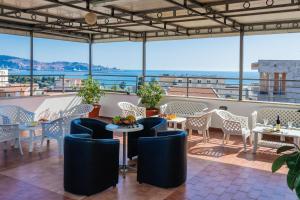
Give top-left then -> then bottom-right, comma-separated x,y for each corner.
263,119 -> 269,126
288,121 -> 294,129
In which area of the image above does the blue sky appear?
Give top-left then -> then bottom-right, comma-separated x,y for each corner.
0,32 -> 300,72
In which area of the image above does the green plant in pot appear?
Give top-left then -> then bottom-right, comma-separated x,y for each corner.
272,144 -> 300,198
137,81 -> 163,117
77,76 -> 104,118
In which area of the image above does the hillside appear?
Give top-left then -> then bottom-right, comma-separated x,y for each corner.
0,55 -> 116,71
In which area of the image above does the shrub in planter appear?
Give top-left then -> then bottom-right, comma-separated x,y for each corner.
137,82 -> 163,117
77,77 -> 104,118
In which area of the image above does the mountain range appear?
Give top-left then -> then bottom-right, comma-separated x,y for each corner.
0,55 -> 117,71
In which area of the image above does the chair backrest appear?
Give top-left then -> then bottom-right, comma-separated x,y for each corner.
118,102 -> 135,111
42,115 -> 78,138
118,102 -> 145,119
186,111 -> 213,130
216,110 -> 247,134
0,123 -> 19,142
215,110 -> 233,121
162,101 -> 208,117
61,104 -> 93,118
0,105 -> 34,124
256,108 -> 300,127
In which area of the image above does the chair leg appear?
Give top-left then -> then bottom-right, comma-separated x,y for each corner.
58,139 -> 64,155
3,141 -> 8,151
199,130 -> 206,143
222,134 -> 226,145
40,137 -> 45,152
249,134 -> 253,146
189,129 -> 193,136
226,134 -> 230,144
18,138 -> 23,155
242,135 -> 247,152
206,129 -> 210,140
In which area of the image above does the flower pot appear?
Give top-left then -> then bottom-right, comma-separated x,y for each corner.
89,104 -> 101,118
146,108 -> 159,117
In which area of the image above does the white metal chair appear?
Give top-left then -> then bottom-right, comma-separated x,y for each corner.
216,110 -> 251,152
186,110 -> 214,143
0,105 -> 34,124
0,115 -> 23,155
60,104 -> 93,118
160,101 -> 208,117
118,102 -> 146,120
40,115 -> 78,155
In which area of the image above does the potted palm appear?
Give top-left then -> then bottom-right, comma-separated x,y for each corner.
272,144 -> 300,198
77,76 -> 104,118
137,81 -> 163,117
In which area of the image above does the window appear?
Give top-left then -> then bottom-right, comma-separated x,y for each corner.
198,80 -> 201,84
207,80 -> 211,84
260,72 -> 269,94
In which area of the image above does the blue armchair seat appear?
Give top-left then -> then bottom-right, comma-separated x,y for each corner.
127,117 -> 167,159
64,134 -> 119,195
71,118 -> 113,139
137,131 -> 187,188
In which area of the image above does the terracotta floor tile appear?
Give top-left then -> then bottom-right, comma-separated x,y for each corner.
0,127 -> 297,200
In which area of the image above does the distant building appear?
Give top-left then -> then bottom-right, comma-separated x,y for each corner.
158,76 -> 254,99
54,78 -> 82,91
252,60 -> 300,103
0,69 -> 8,87
0,83 -> 41,97
166,87 -> 219,98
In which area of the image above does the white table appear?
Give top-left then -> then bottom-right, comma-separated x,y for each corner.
167,117 -> 187,130
106,123 -> 143,178
253,126 -> 300,153
19,123 -> 42,153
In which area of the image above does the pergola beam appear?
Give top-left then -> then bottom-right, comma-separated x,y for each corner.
106,5 -> 188,35
0,3 -> 136,39
164,0 -> 240,31
43,0 -> 186,36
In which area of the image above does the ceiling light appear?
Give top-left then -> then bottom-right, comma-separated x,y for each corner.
85,12 -> 97,25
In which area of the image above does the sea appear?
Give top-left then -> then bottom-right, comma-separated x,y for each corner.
9,69 -> 259,88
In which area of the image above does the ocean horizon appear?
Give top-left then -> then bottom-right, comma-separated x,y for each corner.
9,69 -> 259,87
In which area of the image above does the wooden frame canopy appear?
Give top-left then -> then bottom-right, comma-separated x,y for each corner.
0,0 -> 299,43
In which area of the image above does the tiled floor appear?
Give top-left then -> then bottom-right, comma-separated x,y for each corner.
0,126 -> 297,200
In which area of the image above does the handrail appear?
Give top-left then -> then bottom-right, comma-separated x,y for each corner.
0,73 -> 300,104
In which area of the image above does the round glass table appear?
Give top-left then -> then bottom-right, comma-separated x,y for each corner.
106,123 -> 144,178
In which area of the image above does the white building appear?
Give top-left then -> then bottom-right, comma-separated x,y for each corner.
0,69 -> 8,87
54,78 -> 82,91
252,60 -> 300,103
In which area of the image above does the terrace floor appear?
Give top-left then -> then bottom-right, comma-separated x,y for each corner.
0,122 -> 296,200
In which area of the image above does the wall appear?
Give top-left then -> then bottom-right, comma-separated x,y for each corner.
0,93 -> 140,120
0,93 -> 299,128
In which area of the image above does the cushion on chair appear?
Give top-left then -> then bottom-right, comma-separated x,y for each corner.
64,134 -> 119,195
70,118 -> 113,139
137,130 -> 187,188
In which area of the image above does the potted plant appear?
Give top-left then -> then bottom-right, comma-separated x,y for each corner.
272,144 -> 300,198
137,81 -> 163,117
77,76 -> 104,118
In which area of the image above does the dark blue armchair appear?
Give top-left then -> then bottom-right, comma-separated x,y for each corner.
64,134 -> 119,195
137,131 -> 187,188
71,118 -> 113,139
127,117 -> 167,159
